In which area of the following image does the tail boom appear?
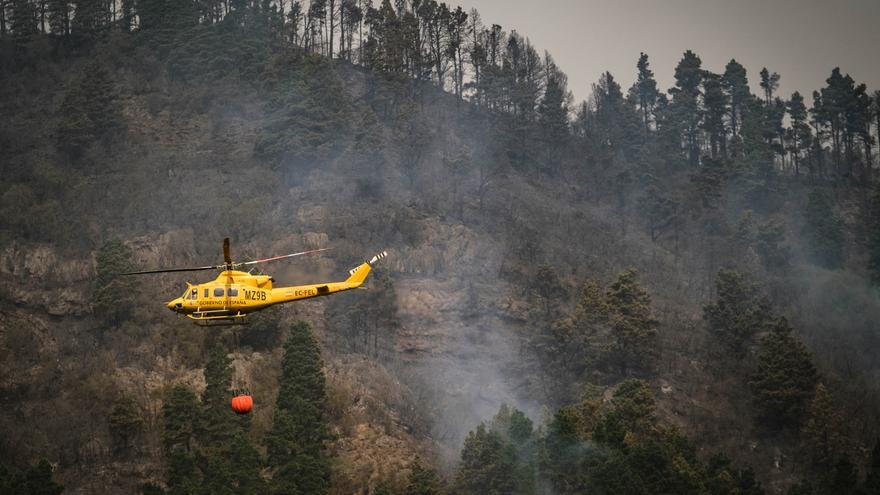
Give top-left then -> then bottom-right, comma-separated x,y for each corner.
271,251 -> 387,304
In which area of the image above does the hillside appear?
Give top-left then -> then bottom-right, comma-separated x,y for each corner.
2,2 -> 880,495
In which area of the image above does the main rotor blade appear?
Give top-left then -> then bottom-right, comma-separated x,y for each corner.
235,247 -> 332,267
223,238 -> 231,265
119,265 -> 220,275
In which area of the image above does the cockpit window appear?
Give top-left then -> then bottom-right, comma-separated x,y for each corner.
214,288 -> 225,297
190,289 -> 198,300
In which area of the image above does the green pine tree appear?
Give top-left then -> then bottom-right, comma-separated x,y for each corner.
530,264 -> 567,322
749,318 -> 818,429
803,190 -> 844,269
71,0 -> 107,39
108,394 -> 144,454
198,343 -> 264,495
604,268 -> 658,376
634,52 -> 659,138
539,404 -> 597,493
405,458 -> 445,495
537,61 -> 570,172
58,60 -> 124,161
722,59 -> 751,146
867,182 -> 880,285
702,71 -> 729,158
669,50 -> 703,166
266,322 -> 332,495
754,220 -> 791,272
199,344 -> 237,443
47,0 -> 71,36
593,379 -> 656,447
453,424 -> 518,495
162,384 -> 201,494
801,383 -> 845,468
93,239 -> 136,327
10,0 -> 38,47
703,269 -> 773,361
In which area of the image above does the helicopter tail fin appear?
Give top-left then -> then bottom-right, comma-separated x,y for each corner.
345,251 -> 387,285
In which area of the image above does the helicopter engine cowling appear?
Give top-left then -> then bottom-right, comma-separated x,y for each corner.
256,276 -> 274,289
232,274 -> 273,289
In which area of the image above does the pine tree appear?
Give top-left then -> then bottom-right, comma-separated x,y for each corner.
759,68 -> 780,105
405,459 -> 445,495
162,385 -> 200,494
815,68 -> 860,176
71,0 -> 106,39
570,279 -> 611,367
754,220 -> 791,272
537,59 -> 570,172
495,407 -> 537,494
788,91 -> 811,176
634,52 -> 659,138
453,424 -> 518,494
749,318 -> 818,429
722,59 -> 750,143
10,0 -> 38,46
277,321 -> 326,408
239,306 -> 283,350
47,0 -> 71,36
58,59 -> 124,161
530,264 -> 566,322
93,239 -> 136,327
802,383 -> 845,468
803,190 -> 844,269
604,268 -> 658,376
198,343 -> 264,495
119,0 -> 135,31
266,322 -> 332,495
703,269 -> 773,360
593,378 -> 656,447
761,97 -> 786,157
199,343 -> 236,443
591,71 -> 641,163
690,155 -> 725,212
703,71 -> 729,158
706,454 -> 765,495
868,182 -> 880,285
669,50 -> 703,166
108,394 -> 144,453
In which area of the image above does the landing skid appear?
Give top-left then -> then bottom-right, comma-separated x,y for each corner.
190,318 -> 249,327
187,309 -> 249,327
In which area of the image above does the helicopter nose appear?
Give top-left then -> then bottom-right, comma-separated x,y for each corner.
167,300 -> 182,311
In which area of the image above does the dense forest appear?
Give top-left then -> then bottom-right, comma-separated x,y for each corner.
2,0 -> 880,494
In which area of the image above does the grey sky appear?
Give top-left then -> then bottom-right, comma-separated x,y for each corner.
458,0 -> 880,103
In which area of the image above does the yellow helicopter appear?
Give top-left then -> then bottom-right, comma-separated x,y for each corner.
123,238 -> 387,325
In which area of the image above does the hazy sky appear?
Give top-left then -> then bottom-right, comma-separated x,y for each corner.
458,0 -> 880,103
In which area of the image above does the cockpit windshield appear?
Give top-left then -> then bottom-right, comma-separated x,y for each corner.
181,288 -> 198,300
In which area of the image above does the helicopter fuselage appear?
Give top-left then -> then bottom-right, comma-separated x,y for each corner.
166,262 -> 374,322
